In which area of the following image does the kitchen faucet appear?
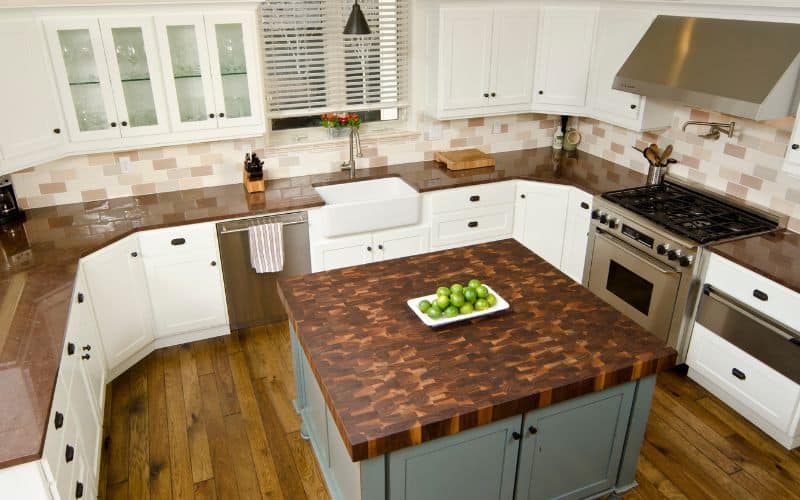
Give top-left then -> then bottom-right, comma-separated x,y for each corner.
341,126 -> 363,178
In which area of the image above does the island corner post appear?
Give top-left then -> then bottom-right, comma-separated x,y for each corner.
279,239 -> 676,500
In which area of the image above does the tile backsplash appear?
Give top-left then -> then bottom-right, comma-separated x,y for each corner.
577,107 -> 800,231
11,113 -> 558,209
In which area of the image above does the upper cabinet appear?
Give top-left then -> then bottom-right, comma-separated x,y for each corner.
427,5 -> 538,119
0,18 -> 64,174
587,9 -> 674,131
532,7 -> 597,111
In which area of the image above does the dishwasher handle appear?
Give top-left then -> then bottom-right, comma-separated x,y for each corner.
217,211 -> 308,235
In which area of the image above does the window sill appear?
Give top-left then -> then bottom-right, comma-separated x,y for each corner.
265,128 -> 421,154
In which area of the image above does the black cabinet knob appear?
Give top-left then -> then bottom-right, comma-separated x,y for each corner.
580,202 -> 589,210
753,289 -> 768,301
630,104 -> 637,109
211,261 -> 217,266
81,353 -> 91,360
467,221 -> 479,228
731,368 -> 746,380
121,121 -> 128,126
54,411 -> 64,429
65,444 -> 74,463
75,481 -> 84,499
656,244 -> 667,255
378,244 -> 383,250
469,195 -> 480,202
483,93 -> 489,98
82,345 -> 91,351
67,342 -> 75,356
110,122 -> 117,127
77,292 -> 84,304
538,90 -> 543,95
219,112 -> 225,117
520,194 -> 526,199
131,251 -> 138,257
53,128 -> 61,134
490,92 -> 496,97
667,249 -> 678,261
209,113 -> 215,118
528,426 -> 537,435
512,431 -> 522,441
367,246 -> 372,251
792,144 -> 799,150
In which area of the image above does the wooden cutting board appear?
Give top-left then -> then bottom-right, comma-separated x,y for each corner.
434,149 -> 496,170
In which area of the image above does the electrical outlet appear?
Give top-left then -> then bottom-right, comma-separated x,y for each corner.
118,156 -> 133,174
492,123 -> 503,134
426,124 -> 442,141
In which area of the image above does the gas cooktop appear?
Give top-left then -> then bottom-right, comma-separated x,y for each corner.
602,181 -> 777,244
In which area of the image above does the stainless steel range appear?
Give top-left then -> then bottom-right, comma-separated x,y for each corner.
583,178 -> 783,362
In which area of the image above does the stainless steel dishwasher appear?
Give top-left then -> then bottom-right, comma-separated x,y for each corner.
216,211 -> 311,330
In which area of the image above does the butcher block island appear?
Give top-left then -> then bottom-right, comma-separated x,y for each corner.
278,239 -> 676,500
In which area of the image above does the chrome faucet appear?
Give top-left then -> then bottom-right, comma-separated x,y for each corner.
681,120 -> 736,140
341,126 -> 363,178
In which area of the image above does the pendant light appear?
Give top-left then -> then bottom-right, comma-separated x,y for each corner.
343,0 -> 371,35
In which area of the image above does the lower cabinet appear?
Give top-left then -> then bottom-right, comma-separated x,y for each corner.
514,181 -> 570,267
560,189 -> 593,283
311,225 -> 430,272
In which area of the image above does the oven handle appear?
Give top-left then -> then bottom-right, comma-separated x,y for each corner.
594,229 -> 680,276
702,284 -> 799,341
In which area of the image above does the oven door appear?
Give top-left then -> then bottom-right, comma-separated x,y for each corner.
587,230 -> 681,341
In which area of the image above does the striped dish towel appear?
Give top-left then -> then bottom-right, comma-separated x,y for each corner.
248,223 -> 284,273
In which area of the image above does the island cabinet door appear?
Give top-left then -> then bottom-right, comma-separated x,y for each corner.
516,383 -> 635,500
387,415 -> 522,500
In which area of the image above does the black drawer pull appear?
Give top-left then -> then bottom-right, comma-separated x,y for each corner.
77,292 -> 84,304
67,342 -> 75,356
731,368 -> 746,380
469,195 -> 480,202
580,202 -> 590,209
171,238 -> 186,246
81,354 -> 91,360
512,431 -> 522,441
528,426 -> 537,435
54,411 -> 64,429
753,289 -> 768,301
467,221 -> 478,228
75,481 -> 84,498
131,251 -> 138,258
82,345 -> 91,351
65,444 -> 74,463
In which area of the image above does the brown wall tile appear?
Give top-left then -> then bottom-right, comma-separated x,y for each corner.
40,182 -> 67,194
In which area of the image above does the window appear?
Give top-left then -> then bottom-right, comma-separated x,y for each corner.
261,0 -> 408,129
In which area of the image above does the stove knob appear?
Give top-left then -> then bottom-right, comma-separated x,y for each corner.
667,249 -> 680,261
608,218 -> 619,229
591,209 -> 601,220
679,255 -> 693,267
599,214 -> 608,224
656,244 -> 669,255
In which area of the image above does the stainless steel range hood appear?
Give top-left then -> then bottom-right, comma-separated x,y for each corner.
614,16 -> 800,120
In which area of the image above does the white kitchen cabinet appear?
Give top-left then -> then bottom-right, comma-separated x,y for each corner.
82,235 -> 153,372
786,100 -> 800,170
514,181 -> 570,268
560,189 -> 593,283
533,7 -> 597,111
588,10 -> 674,131
156,13 -> 263,132
374,226 -> 430,262
429,5 -> 538,119
312,226 -> 430,272
431,205 -> 515,250
0,18 -> 64,174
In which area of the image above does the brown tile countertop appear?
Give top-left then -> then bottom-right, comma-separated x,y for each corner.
0,147 -> 645,468
708,230 -> 800,294
278,239 -> 677,462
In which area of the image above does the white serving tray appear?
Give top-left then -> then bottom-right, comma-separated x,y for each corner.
406,285 -> 510,327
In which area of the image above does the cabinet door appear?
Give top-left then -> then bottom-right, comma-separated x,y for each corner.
533,8 -> 596,108
83,236 -> 153,370
144,252 -> 228,337
489,8 -> 538,108
560,189 -> 593,283
156,16 -> 218,132
374,226 -> 430,262
388,416 -> 521,500
99,17 -> 170,138
312,234 -> 374,272
0,19 -> 63,166
590,10 -> 652,124
516,182 -> 569,268
45,18 -> 120,141
204,14 -> 263,128
788,101 -> 800,165
438,8 -> 493,113
71,362 -> 102,483
517,384 -> 634,500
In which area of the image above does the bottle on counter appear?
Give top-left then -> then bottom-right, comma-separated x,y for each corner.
552,115 -> 568,150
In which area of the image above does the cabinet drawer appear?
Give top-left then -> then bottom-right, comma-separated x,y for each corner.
42,371 -> 71,483
430,182 -> 516,214
688,323 -> 800,432
139,222 -> 218,258
705,253 -> 799,332
431,205 -> 514,247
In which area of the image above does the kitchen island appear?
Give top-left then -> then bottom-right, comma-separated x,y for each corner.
278,239 -> 676,500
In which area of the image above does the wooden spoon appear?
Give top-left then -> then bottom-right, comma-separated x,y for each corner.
660,144 -> 673,165
644,147 -> 660,166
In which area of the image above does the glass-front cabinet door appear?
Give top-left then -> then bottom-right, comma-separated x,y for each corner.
204,15 -> 262,128
45,19 -> 119,141
155,16 -> 218,132
99,18 -> 169,137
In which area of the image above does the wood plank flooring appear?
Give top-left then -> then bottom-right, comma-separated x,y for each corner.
99,323 -> 800,499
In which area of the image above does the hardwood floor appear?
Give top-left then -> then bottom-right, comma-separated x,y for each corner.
98,323 -> 800,499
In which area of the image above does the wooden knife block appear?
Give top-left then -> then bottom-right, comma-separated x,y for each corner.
243,170 -> 265,193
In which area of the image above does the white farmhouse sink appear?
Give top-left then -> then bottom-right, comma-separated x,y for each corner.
315,177 -> 421,237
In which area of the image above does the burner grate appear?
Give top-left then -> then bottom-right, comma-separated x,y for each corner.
603,182 -> 777,244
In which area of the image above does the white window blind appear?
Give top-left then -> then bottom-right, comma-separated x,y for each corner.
261,0 -> 409,118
